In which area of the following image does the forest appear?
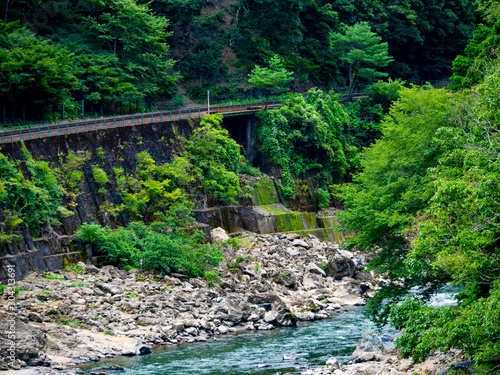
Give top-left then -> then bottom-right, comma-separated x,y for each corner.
0,0 -> 500,372
0,0 -> 496,109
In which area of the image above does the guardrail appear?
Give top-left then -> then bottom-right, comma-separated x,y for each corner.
0,80 -> 453,145
0,101 -> 280,145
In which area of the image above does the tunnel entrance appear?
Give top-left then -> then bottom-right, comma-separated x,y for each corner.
222,114 -> 256,163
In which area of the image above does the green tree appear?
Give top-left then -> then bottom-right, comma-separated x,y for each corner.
248,55 -> 294,105
450,0 -> 500,89
337,86 -> 455,325
389,62 -> 500,372
0,21 -> 78,105
330,0 -> 476,81
80,0 -> 177,102
147,0 -> 205,25
255,89 -> 350,198
330,22 -> 393,101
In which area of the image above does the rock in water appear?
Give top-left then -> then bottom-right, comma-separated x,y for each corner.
122,340 -> 151,356
102,364 -> 125,371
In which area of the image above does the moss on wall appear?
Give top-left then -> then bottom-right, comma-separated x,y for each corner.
250,178 -> 279,205
259,203 -> 290,215
301,212 -> 317,229
276,212 -> 304,232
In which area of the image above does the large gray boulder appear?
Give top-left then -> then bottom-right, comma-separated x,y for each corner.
352,331 -> 398,360
0,316 -> 51,369
327,255 -> 355,280
96,282 -> 124,295
121,340 -> 151,356
272,271 -> 297,289
211,227 -> 229,242
215,297 -> 246,324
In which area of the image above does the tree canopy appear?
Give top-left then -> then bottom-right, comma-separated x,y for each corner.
330,22 -> 393,100
338,60 -> 500,371
248,55 -> 294,102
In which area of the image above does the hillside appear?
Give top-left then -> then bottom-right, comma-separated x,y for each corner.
0,0 -> 483,113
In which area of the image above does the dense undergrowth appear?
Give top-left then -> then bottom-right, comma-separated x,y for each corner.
74,221 -> 223,280
254,81 -> 402,204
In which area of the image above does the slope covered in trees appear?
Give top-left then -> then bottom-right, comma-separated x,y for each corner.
0,0 -> 484,112
338,57 -> 500,372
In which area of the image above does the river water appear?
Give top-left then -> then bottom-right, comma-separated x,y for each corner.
80,285 -> 461,375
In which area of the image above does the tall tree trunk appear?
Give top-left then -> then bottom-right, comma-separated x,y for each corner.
347,75 -> 359,102
5,0 -> 12,22
264,93 -> 270,110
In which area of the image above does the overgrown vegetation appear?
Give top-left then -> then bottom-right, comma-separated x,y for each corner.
0,143 -> 71,239
337,56 -> 500,371
255,84 -> 399,201
75,219 -> 222,278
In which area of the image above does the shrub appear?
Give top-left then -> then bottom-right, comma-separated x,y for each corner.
74,221 -> 223,279
315,188 -> 331,209
93,167 -> 108,186
184,113 -> 244,204
240,163 -> 261,177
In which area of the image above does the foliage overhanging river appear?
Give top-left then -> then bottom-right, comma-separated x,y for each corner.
79,286 -> 460,375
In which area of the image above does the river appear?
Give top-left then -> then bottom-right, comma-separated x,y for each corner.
79,285 -> 461,375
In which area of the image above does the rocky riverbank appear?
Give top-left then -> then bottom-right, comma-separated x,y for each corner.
0,231 -> 378,373
303,331 -> 473,375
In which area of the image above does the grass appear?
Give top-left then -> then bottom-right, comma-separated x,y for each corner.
57,318 -> 91,330
227,255 -> 253,269
44,273 -> 65,281
71,281 -> 86,287
65,263 -> 85,274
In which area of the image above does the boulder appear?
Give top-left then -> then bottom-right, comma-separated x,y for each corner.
325,357 -> 340,370
0,315 -> 51,368
290,239 -> 309,248
211,227 -> 229,242
121,340 -> 151,356
352,332 -> 398,358
275,309 -> 297,327
101,265 -> 127,280
215,298 -> 244,324
327,256 -> 355,280
307,262 -> 326,277
272,271 -> 297,289
96,283 -> 124,295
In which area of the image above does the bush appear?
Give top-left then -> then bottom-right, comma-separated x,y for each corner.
240,163 -> 261,177
93,167 -> 108,186
184,113 -> 244,204
74,221 -> 223,278
255,89 -> 349,197
315,188 -> 331,209
0,145 -> 71,237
